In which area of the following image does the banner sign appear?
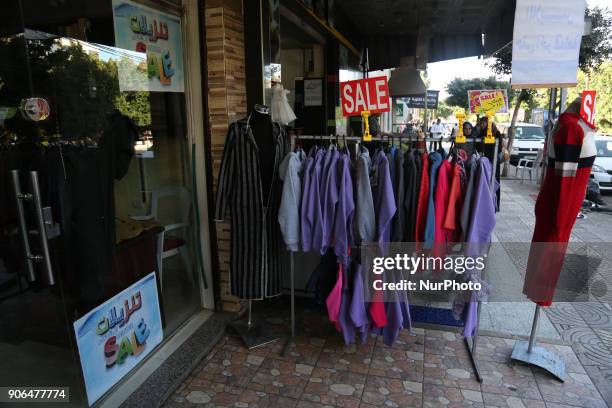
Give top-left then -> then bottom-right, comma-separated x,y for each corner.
511,0 -> 586,88
112,0 -> 184,92
468,89 -> 509,114
341,76 -> 390,117
401,90 -> 439,109
580,90 -> 597,128
74,272 -> 163,406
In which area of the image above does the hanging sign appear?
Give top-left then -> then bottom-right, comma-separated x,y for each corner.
468,90 -> 508,114
511,0 -> 586,88
112,0 -> 184,92
21,98 -> 50,121
73,272 -> 163,406
401,90 -> 439,109
580,90 -> 597,129
341,76 -> 390,117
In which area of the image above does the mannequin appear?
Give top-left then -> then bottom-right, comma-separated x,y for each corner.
249,105 -> 276,203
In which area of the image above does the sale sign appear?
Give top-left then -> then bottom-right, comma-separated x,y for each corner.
580,90 -> 597,129
341,77 -> 390,117
468,89 -> 509,114
74,272 -> 163,405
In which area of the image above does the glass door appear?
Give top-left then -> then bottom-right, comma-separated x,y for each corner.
1,0 -> 203,405
0,1 -> 87,405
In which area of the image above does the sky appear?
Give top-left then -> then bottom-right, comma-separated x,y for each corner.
427,0 -> 609,100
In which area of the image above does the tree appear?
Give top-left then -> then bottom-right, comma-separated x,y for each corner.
445,77 -> 512,109
434,101 -> 456,120
490,5 -> 612,174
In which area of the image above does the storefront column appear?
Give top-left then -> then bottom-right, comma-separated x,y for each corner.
204,4 -> 247,312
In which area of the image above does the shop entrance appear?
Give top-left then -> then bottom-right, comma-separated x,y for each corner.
0,0 -> 202,405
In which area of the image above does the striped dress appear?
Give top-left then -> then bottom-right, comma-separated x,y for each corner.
214,119 -> 289,300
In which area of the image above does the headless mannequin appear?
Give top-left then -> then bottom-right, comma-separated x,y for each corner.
249,107 -> 276,204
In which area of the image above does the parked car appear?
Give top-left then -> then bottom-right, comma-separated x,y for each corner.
591,135 -> 612,192
498,122 -> 546,165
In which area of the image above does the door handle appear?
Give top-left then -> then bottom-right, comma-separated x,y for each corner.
11,170 -> 36,282
30,171 -> 55,286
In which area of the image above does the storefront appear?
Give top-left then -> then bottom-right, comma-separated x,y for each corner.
0,0 -> 213,406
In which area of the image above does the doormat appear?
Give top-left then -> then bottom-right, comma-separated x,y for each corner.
409,305 -> 463,327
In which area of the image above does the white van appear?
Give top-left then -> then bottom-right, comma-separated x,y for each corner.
497,122 -> 546,165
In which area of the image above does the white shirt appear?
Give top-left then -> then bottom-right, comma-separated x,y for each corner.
431,123 -> 444,136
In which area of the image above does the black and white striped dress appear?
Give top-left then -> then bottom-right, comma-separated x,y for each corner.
214,119 -> 289,300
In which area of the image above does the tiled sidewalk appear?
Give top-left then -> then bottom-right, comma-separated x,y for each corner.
163,306 -> 608,407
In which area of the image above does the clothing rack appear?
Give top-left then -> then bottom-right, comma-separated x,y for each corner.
284,132 -> 498,381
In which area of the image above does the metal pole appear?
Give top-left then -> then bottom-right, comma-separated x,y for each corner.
527,304 -> 541,353
248,299 -> 252,328
290,252 -> 295,338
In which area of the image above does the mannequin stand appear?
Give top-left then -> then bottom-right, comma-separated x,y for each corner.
511,304 -> 566,382
281,253 -> 296,357
230,300 -> 279,349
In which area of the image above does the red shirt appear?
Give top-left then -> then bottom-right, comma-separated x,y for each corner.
414,153 -> 430,242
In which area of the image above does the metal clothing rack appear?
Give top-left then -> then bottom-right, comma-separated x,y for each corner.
284,132 -> 499,383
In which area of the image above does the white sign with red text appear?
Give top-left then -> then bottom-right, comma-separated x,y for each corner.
580,90 -> 597,129
341,77 -> 390,117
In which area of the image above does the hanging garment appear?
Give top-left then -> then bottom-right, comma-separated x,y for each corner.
333,149 -> 355,265
320,147 -> 340,254
434,159 -> 452,250
309,148 -> 326,253
338,261 -> 358,345
414,152 -> 429,242
349,262 -> 369,343
443,160 -> 466,243
300,147 -> 316,251
326,263 -> 343,331
387,145 -> 398,196
278,149 -> 306,251
402,150 -> 417,242
271,83 -> 297,125
391,147 -> 405,242
424,152 -> 443,246
371,149 -> 397,244
523,112 -> 596,306
460,153 -> 478,241
354,147 -> 376,243
307,249 -> 338,304
214,120 -> 289,299
458,156 -> 497,337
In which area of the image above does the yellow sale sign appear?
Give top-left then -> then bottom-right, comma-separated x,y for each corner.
468,90 -> 509,114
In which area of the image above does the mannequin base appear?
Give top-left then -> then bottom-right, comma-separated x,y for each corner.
511,340 -> 566,382
229,319 -> 279,350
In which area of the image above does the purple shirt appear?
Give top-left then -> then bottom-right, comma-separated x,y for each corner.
333,149 -> 355,265
321,148 -> 340,254
300,147 -> 316,251
349,262 -> 369,344
371,150 -> 397,244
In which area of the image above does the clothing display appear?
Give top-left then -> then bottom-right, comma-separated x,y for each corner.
214,110 -> 289,300
276,135 -> 498,345
271,83 -> 297,126
523,111 -> 596,306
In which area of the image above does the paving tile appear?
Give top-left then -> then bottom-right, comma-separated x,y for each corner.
316,335 -> 375,374
573,302 -> 612,330
171,379 -> 241,407
423,353 -> 481,391
545,303 -> 588,326
474,336 -> 515,364
295,401 -> 337,408
479,360 -> 541,400
555,325 -> 612,366
583,364 -> 612,407
375,327 -> 425,352
360,375 -> 422,407
196,349 -> 262,388
215,334 -> 274,357
234,388 -> 298,408
301,367 -> 365,408
481,392 -> 545,407
368,347 -> 424,381
424,329 -> 470,359
270,336 -> 323,365
248,357 -> 312,399
534,370 -> 607,408
422,384 -> 484,407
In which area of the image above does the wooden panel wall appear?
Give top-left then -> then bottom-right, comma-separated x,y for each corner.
204,6 -> 247,312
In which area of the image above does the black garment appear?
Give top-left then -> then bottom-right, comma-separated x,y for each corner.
214,117 -> 289,300
403,149 -> 417,241
45,111 -> 135,305
483,129 -> 502,210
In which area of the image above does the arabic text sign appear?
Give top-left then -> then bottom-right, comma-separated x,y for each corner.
74,272 -> 163,406
341,76 -> 390,116
511,0 -> 585,88
401,90 -> 439,109
468,90 -> 509,114
113,0 -> 184,92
